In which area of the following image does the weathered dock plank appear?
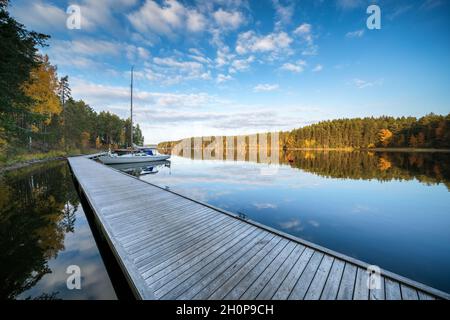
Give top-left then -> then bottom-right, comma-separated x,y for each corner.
304,255 -> 334,300
337,263 -> 357,300
256,244 -> 306,300
320,259 -> 345,300
68,156 -> 449,300
353,267 -> 370,300
385,278 -> 402,300
288,251 -> 324,300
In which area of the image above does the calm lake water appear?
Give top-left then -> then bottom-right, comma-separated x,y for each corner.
2,151 -> 449,299
130,150 -> 450,294
0,161 -> 116,300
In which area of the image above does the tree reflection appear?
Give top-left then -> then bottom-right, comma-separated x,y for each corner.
280,150 -> 450,189
170,141 -> 450,190
0,161 -> 79,299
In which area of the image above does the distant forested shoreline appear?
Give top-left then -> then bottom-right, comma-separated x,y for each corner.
158,114 -> 450,150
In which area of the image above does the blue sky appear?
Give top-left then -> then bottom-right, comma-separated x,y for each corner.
9,0 -> 450,143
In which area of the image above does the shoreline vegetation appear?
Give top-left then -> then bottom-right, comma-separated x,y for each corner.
158,146 -> 450,153
159,114 -> 450,151
0,148 -> 104,173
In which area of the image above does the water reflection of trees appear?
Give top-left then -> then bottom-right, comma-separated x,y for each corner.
0,161 -> 79,299
170,144 -> 450,189
281,151 -> 450,189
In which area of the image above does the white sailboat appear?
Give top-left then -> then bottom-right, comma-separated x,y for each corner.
99,150 -> 170,164
108,160 -> 170,177
99,67 -> 170,165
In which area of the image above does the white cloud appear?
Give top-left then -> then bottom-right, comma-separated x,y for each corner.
217,73 -> 233,83
137,47 -> 151,60
229,56 -> 255,73
186,9 -> 207,32
254,84 -> 279,92
294,23 -> 312,36
44,39 -> 116,70
293,22 -> 318,55
312,64 -> 323,72
46,39 -> 151,70
187,48 -> 213,64
346,29 -> 365,38
209,28 -> 225,48
272,0 -> 295,30
127,0 -> 206,36
281,60 -> 306,73
75,0 -> 139,31
294,23 -> 313,47
352,78 -> 383,89
189,54 -> 212,64
145,55 -> 211,85
70,78 -> 215,111
200,71 -> 213,80
281,63 -> 302,73
215,46 -> 235,68
188,48 -> 203,56
10,1 -> 66,33
236,31 -> 293,55
213,8 -> 245,30
127,0 -> 183,34
68,39 -> 122,56
153,57 -> 203,71
302,44 -> 318,56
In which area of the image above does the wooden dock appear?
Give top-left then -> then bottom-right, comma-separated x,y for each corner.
68,156 -> 449,300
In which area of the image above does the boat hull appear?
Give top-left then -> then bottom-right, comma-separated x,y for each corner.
108,160 -> 169,171
98,154 -> 170,164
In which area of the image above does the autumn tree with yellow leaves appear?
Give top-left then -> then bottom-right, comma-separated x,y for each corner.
378,129 -> 393,147
22,55 -> 61,135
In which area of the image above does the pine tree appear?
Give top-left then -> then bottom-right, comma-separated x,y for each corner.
0,0 -> 49,148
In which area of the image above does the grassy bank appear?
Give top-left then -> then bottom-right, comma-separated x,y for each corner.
0,149 -> 103,173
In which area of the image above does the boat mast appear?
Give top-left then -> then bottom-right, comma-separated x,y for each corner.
130,66 -> 134,149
